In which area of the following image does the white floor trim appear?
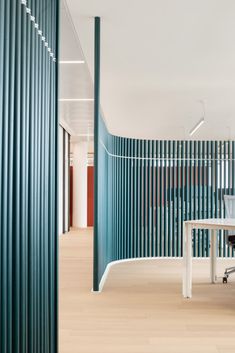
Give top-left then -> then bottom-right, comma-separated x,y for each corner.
92,256 -> 235,292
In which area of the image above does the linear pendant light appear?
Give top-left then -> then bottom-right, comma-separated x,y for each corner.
189,117 -> 205,136
59,60 -> 85,64
189,100 -> 206,136
59,98 -> 94,102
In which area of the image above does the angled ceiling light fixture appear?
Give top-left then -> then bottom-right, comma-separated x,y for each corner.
59,98 -> 94,102
59,60 -> 85,64
189,100 -> 205,136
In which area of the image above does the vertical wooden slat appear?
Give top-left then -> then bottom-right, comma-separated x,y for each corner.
201,141 -> 205,256
133,138 -> 136,258
193,141 -> 197,256
130,139 -> 134,258
139,140 -> 143,257
124,138 -> 127,258
128,138 -> 131,258
214,141 -> 219,257
163,141 -> 167,256
172,141 -> 176,256
151,141 -> 155,257
181,141 -> 185,256
155,141 -> 159,256
148,141 -> 151,255
120,137 -> 123,259
93,16 -> 100,290
198,141 -> 201,256
232,142 -> 235,257
185,142 -> 188,224
218,141 -> 222,256
159,141 -> 163,256
223,142 -> 226,257
189,141 -> 193,222
136,139 -> 139,257
118,137 -> 121,259
227,141 -> 231,257
177,141 -> 181,256
143,140 -> 146,256
206,141 -> 210,256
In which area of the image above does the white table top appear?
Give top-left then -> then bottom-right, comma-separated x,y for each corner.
184,218 -> 235,230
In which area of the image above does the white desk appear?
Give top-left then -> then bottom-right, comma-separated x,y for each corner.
183,218 -> 235,298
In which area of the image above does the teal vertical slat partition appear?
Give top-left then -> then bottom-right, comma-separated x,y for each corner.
0,0 -> 59,352
94,134 -> 235,290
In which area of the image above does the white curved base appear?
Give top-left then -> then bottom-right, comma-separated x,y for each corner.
93,256 -> 183,292
91,256 -> 230,292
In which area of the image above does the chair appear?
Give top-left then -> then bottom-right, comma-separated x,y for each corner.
223,195 -> 235,283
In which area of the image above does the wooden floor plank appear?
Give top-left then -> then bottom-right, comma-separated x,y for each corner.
59,228 -> 235,353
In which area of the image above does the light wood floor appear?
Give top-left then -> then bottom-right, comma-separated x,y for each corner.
59,228 -> 235,353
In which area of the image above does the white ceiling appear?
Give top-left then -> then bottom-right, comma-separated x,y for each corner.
59,1 -> 94,140
64,0 -> 235,140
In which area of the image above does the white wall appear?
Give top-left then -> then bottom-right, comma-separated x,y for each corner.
59,126 -> 70,235
64,132 -> 69,231
73,141 -> 88,228
58,126 -> 64,235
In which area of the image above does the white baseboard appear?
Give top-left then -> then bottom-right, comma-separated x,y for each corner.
91,256 -> 234,292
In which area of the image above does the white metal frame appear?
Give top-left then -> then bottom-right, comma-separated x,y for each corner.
183,218 -> 235,298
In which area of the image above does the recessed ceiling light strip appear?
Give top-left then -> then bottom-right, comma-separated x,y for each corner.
20,0 -> 56,62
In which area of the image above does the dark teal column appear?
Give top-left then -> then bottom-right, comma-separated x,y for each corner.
93,16 -> 101,291
0,1 -> 59,352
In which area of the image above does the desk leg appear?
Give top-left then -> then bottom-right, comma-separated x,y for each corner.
210,229 -> 217,283
183,223 -> 192,298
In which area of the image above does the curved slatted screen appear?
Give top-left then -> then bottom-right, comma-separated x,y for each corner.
95,116 -> 235,290
0,1 -> 59,352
